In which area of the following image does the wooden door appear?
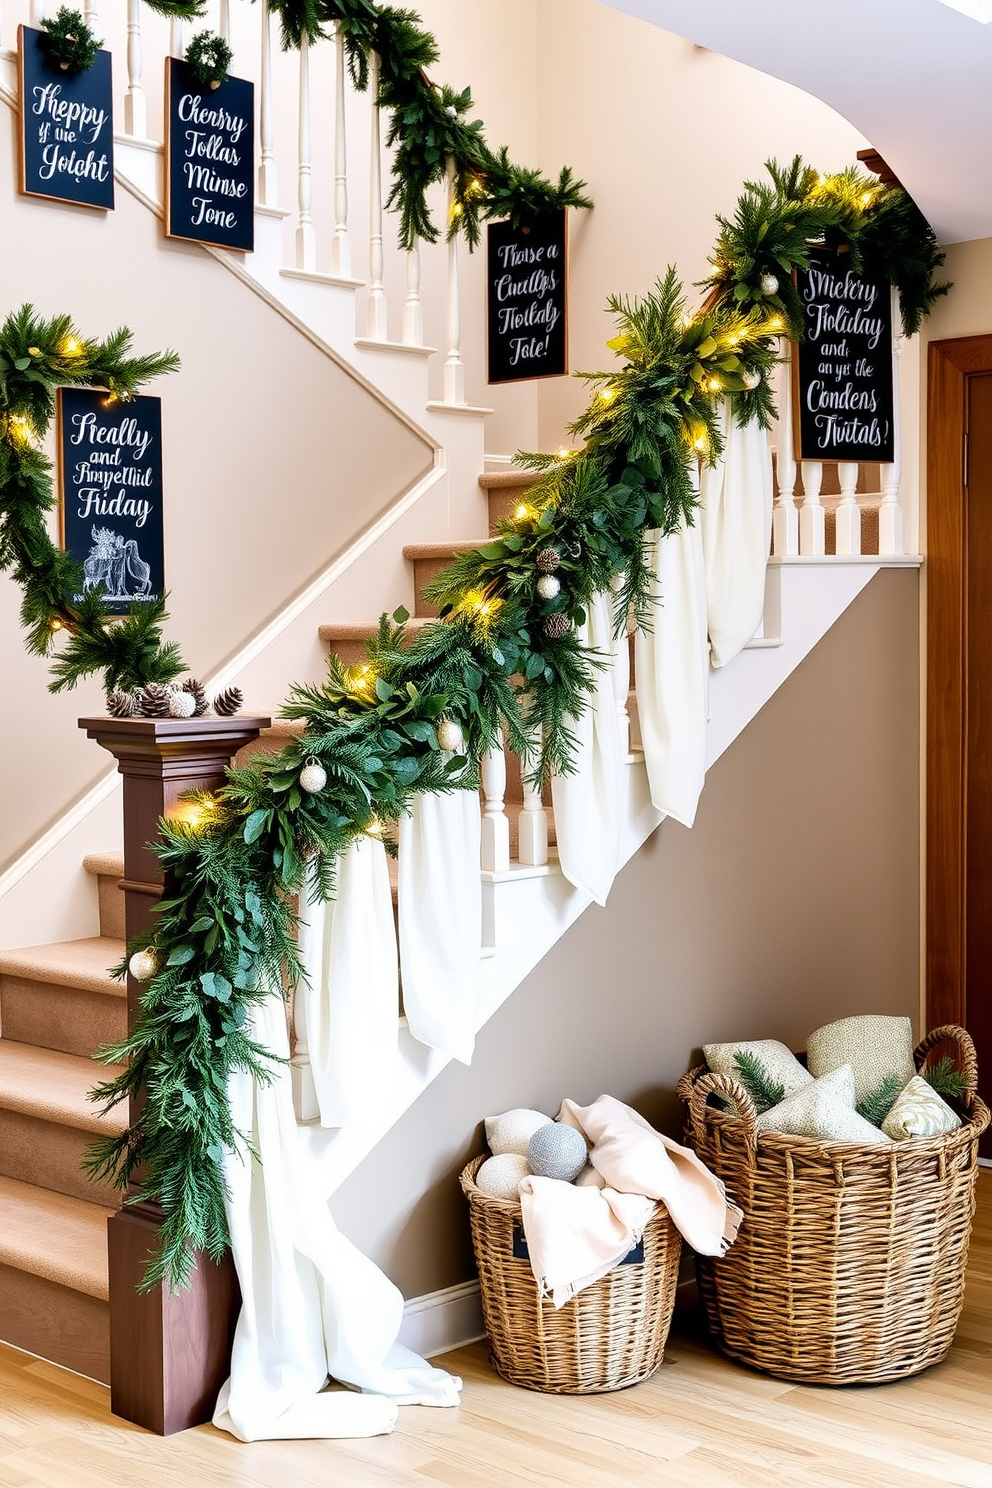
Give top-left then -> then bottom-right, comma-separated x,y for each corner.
927,336 -> 992,1136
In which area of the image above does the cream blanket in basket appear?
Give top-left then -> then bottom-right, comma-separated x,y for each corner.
518,1094 -> 743,1307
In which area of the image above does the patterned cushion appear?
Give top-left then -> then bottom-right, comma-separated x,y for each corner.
485,1108 -> 552,1157
703,1038 -> 812,1098
881,1075 -> 962,1141
806,1015 -> 916,1103
756,1065 -> 892,1144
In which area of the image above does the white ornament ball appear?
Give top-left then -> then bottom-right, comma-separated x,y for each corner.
760,272 -> 779,295
129,948 -> 159,982
536,573 -> 561,601
299,761 -> 327,793
742,369 -> 761,390
436,717 -> 466,753
527,1122 -> 588,1183
445,104 -> 458,117
475,1152 -> 531,1201
485,1107 -> 552,1157
168,688 -> 197,719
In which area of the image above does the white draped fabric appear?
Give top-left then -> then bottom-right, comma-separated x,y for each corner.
297,835 -> 399,1129
634,513 -> 709,829
551,588 -> 623,906
398,787 -> 482,1064
700,398 -> 773,669
213,991 -> 462,1443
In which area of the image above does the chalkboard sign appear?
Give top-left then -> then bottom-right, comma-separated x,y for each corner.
487,211 -> 567,384
165,58 -> 254,252
18,25 -> 114,211
795,246 -> 894,463
58,389 -> 165,615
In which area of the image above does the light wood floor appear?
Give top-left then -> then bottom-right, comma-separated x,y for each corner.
2,1172 -> 990,1488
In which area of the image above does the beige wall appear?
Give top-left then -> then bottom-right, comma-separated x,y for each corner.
0,100 -> 432,876
333,568 -> 921,1298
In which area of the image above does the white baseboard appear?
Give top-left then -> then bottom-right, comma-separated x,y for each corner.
978,1157 -> 992,1170
398,1280 -> 485,1360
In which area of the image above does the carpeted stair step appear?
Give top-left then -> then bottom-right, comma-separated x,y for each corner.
402,541 -> 487,618
478,468 -> 538,530
318,616 -> 432,667
82,853 -> 125,941
0,1041 -> 125,1207
0,1174 -> 111,1383
0,939 -> 126,1059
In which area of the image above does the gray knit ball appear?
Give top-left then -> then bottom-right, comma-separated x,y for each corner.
527,1122 -> 588,1183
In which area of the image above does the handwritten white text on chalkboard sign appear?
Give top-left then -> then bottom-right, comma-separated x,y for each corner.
487,213 -> 568,384
795,248 -> 894,463
166,59 -> 254,252
18,26 -> 115,210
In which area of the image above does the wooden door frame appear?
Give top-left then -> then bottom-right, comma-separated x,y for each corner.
926,335 -> 992,1029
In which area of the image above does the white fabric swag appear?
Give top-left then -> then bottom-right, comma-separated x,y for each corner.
297,834 -> 399,1129
213,991 -> 462,1442
398,786 -> 482,1064
634,512 -> 709,829
551,587 -> 624,906
700,397 -> 773,669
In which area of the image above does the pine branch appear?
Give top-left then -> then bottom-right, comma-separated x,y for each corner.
923,1055 -> 969,1101
856,1073 -> 905,1127
732,1051 -> 785,1114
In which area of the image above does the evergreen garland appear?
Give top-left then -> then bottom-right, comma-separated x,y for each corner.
0,306 -> 185,695
705,155 -> 950,340
39,6 -> 101,75
855,1073 -> 905,1128
732,1051 -> 785,1115
184,30 -> 233,90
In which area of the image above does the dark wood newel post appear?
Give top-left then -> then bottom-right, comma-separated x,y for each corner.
80,714 -> 271,1436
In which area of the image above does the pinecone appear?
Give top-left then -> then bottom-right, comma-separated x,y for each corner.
181,677 -> 209,717
543,612 -> 572,640
106,689 -> 137,718
212,685 -> 243,717
139,682 -> 172,717
535,547 -> 561,573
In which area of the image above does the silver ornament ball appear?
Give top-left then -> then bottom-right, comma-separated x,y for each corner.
536,573 -> 561,601
742,369 -> 761,390
759,272 -> 779,296
436,717 -> 466,753
299,761 -> 327,793
129,948 -> 159,982
527,1122 -> 588,1183
168,688 -> 197,719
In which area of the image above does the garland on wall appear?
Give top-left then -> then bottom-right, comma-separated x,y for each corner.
149,0 -> 593,248
1,152 -> 950,1287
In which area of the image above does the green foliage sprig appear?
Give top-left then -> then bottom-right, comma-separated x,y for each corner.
704,155 -> 950,340
0,305 -> 185,694
923,1055 -> 969,1101
732,1051 -> 785,1115
40,6 -> 101,74
856,1073 -> 905,1127
184,30 -> 234,90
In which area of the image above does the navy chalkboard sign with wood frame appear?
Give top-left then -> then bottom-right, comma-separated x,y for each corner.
58,388 -> 165,615
794,246 -> 894,463
487,211 -> 568,384
165,57 -> 254,252
18,25 -> 115,211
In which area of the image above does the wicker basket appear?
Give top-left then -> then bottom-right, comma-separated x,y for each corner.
676,1024 -> 990,1385
460,1154 -> 682,1393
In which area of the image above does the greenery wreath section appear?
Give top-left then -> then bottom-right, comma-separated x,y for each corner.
0,142 -> 950,1288
39,6 -> 102,75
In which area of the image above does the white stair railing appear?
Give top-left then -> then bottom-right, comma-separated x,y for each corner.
123,0 -> 146,139
258,0 -> 277,206
480,743 -> 510,873
773,345 -> 799,557
295,40 -> 316,271
365,51 -> 387,339
329,22 -> 351,277
879,288 -> 905,556
799,459 -> 826,556
834,461 -> 861,556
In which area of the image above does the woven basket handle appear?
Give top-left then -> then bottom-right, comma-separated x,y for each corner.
686,1070 -> 759,1155
914,1024 -> 979,1093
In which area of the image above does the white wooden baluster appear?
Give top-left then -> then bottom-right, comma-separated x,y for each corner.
218,0 -> 231,45
258,0 -> 278,206
799,460 -> 826,556
366,52 -> 388,338
443,159 -> 466,404
30,0 -> 45,26
773,342 -> 799,556
878,287 -> 905,555
84,0 -> 98,27
834,462 -> 861,555
124,0 -> 147,140
329,23 -> 351,277
480,743 -> 510,873
611,578 -> 631,757
517,727 -> 548,867
289,986 -> 319,1123
169,17 -> 184,58
295,42 -> 316,270
404,243 -> 424,346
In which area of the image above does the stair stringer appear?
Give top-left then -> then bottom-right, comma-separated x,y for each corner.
301,555 -> 920,1199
